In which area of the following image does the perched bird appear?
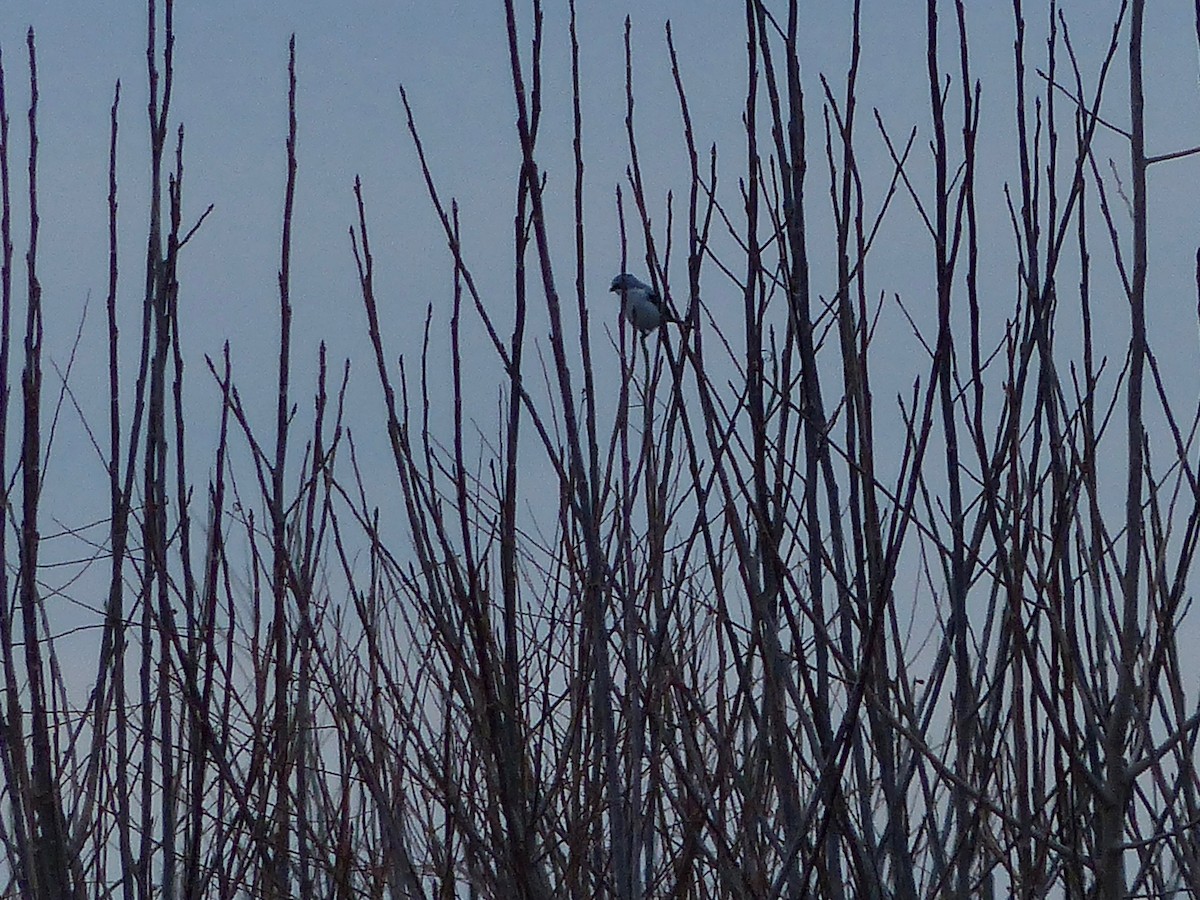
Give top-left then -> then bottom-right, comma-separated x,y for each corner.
609,273 -> 672,334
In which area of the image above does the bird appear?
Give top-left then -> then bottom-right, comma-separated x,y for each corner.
609,273 -> 673,334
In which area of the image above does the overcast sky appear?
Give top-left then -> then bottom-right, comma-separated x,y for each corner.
2,3 -> 1196,406
2,2 -> 1200,670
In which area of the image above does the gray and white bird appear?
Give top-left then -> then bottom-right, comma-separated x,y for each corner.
609,273 -> 672,334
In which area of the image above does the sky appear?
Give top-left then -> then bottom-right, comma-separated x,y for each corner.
1,1 -> 1200,677
2,10 -> 1200,899
2,3 -> 1195,391
0,3 -> 750,527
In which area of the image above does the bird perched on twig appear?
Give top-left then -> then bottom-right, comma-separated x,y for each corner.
609,273 -> 674,334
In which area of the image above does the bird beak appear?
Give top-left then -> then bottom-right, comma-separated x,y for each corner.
609,284 -> 619,292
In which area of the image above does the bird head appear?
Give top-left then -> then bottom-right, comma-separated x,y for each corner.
609,273 -> 641,293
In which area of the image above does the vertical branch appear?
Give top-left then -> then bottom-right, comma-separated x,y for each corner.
568,0 -> 598,520
166,123 -> 205,900
499,4 -> 532,784
268,34 -> 298,900
1098,1 -> 1147,896
106,81 -> 135,900
154,117 -> 189,900
1062,90 -> 1093,899
139,2 -> 167,892
925,2 -> 973,894
618,21 -> 650,895
0,39 -> 35,900
83,76 -> 139,900
17,27 -> 74,899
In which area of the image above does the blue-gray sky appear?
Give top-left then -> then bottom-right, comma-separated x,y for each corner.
2,1 -> 1200,667
4,3 -> 1196,393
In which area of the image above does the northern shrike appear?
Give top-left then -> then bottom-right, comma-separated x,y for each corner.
609,273 -> 672,334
